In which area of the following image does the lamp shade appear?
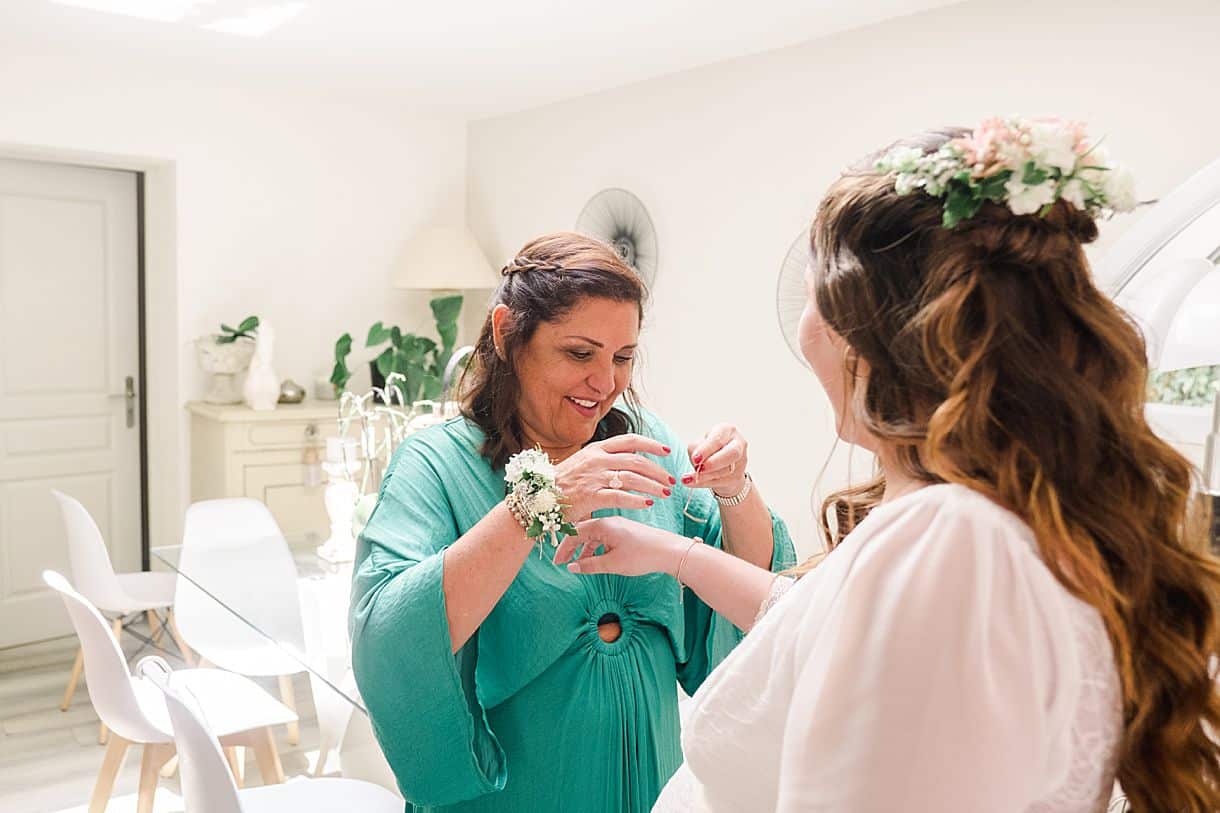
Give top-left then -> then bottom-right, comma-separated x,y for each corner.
393,225 -> 499,290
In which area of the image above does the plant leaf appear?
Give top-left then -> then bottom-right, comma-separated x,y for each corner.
366,322 -> 391,347
1022,160 -> 1049,186
220,323 -> 236,334
375,347 -> 395,377
238,316 -> 259,332
334,333 -> 352,361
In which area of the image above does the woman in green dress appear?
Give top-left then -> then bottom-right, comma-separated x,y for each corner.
350,232 -> 794,812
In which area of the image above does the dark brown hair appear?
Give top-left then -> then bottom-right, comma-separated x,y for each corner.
807,129 -> 1220,811
459,232 -> 645,469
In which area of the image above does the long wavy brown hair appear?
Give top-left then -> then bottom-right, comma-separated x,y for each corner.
802,128 -> 1220,811
459,232 -> 645,469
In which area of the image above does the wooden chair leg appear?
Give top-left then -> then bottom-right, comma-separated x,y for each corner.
146,609 -> 165,647
159,753 -> 179,778
61,646 -> 84,711
136,743 -> 174,813
278,674 -> 299,745
166,609 -> 195,666
314,733 -> 331,777
224,746 -> 246,788
249,726 -> 285,786
88,734 -> 129,813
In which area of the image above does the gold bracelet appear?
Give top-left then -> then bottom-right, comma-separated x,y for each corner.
675,537 -> 701,592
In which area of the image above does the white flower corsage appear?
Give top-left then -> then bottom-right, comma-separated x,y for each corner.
504,447 -> 578,556
874,116 -> 1136,229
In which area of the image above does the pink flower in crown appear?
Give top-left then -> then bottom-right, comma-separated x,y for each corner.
954,117 -> 1018,177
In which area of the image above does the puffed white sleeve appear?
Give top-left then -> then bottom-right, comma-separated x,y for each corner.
775,495 -> 1080,812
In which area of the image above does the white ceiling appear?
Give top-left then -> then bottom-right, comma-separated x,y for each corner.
0,0 -> 960,118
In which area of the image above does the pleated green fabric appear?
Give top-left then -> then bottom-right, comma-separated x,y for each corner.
350,411 -> 794,812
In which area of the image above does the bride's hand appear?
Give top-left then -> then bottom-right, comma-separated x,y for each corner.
552,516 -> 690,577
554,434 -> 675,521
685,423 -> 749,498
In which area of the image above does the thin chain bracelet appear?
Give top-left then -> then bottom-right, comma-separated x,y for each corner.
675,537 -> 701,604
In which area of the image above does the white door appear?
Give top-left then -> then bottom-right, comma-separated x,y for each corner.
0,158 -> 141,647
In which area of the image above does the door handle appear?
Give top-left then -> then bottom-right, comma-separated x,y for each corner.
108,376 -> 136,428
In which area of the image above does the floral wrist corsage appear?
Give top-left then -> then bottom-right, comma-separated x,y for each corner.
505,447 -> 578,557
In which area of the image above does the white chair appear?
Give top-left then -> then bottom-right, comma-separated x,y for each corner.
52,489 -> 194,742
175,499 -> 309,746
43,570 -> 298,813
138,655 -> 401,813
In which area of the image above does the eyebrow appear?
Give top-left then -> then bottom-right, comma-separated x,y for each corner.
564,335 -> 638,350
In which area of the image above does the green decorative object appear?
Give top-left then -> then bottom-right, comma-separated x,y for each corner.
216,315 -> 259,344
329,294 -> 464,403
1147,365 -> 1220,406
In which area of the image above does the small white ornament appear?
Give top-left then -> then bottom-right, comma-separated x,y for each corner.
243,321 -> 280,411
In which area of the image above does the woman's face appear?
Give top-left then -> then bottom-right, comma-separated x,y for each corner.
505,296 -> 639,453
799,266 -> 867,447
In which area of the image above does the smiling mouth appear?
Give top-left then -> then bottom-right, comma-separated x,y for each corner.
566,396 -> 600,415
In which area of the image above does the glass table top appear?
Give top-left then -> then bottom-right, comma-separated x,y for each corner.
151,532 -> 365,714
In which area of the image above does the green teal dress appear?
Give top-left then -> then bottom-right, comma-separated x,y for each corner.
349,410 -> 794,812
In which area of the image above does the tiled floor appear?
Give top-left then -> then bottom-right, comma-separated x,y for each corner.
0,620 -> 328,813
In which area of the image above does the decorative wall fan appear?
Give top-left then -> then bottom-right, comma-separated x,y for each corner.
575,188 -> 659,288
776,229 -> 812,369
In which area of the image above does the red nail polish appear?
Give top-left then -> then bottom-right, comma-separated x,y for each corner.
681,474 -> 694,484
668,476 -> 677,485
693,453 -> 702,463
662,446 -> 672,454
663,488 -> 672,497
646,499 -> 654,506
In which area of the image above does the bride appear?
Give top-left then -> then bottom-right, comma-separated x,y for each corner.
554,119 -> 1220,812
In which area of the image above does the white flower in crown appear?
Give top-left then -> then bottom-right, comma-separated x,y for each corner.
1059,177 -> 1088,211
1103,164 -> 1137,212
1028,120 -> 1079,175
1005,176 -> 1058,216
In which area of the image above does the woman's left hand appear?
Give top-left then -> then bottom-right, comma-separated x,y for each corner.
552,516 -> 689,577
686,423 -> 749,498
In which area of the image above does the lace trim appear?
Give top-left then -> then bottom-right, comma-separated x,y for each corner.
751,575 -> 795,629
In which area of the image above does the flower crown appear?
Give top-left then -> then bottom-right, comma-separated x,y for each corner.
873,117 -> 1136,229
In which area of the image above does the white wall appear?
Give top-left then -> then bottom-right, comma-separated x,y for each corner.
467,0 -> 1220,555
0,45 -> 471,550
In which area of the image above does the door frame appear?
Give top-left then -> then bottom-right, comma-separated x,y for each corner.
0,143 -> 181,574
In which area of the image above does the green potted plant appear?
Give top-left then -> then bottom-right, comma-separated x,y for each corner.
330,294 -> 463,404
195,315 -> 260,404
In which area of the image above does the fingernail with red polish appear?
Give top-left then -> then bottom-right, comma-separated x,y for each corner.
663,488 -> 672,497
668,476 -> 677,485
692,453 -> 702,463
681,474 -> 694,484
646,499 -> 654,506
662,446 -> 672,454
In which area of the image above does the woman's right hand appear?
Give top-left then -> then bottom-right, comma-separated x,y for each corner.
554,433 -> 676,521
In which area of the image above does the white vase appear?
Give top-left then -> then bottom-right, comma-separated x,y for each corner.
243,322 -> 280,411
195,336 -> 256,404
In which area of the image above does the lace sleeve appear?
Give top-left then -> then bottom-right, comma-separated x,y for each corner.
751,575 -> 795,629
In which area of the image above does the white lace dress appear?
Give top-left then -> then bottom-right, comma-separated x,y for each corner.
655,483 -> 1122,812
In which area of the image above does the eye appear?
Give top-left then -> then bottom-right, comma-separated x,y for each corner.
614,355 -> 634,366
568,350 -> 593,361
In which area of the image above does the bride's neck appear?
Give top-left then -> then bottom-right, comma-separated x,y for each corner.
874,444 -> 924,504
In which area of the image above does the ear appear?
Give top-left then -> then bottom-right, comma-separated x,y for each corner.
491,304 -> 512,361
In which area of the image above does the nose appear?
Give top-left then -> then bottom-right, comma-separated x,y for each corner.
587,359 -> 615,395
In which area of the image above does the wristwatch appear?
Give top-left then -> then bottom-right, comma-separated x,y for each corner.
713,473 -> 753,507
